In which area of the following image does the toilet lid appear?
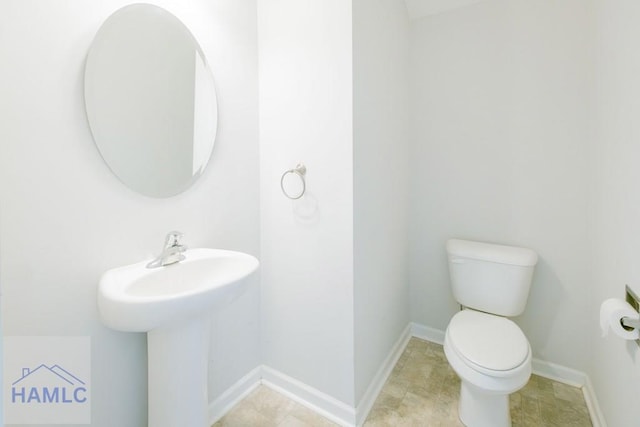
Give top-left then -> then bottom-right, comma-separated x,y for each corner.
447,310 -> 529,371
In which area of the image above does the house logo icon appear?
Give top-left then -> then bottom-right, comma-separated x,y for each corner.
4,336 -> 91,424
11,364 -> 88,404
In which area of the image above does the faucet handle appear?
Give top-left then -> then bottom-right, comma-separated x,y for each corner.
164,231 -> 184,248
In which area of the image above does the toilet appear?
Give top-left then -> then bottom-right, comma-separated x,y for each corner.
443,239 -> 538,427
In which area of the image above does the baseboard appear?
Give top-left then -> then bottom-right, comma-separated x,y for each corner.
210,323 -> 607,427
354,324 -> 412,426
582,375 -> 607,427
261,366 -> 356,427
410,321 -> 445,344
531,358 -> 586,387
208,365 -> 357,427
208,366 -> 262,425
210,327 -> 413,427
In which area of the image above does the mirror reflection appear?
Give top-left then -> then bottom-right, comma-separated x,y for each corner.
84,4 -> 218,197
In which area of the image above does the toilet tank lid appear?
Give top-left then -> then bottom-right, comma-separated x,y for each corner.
446,239 -> 538,267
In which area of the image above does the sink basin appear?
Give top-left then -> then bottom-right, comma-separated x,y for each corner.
98,248 -> 259,332
97,248 -> 259,427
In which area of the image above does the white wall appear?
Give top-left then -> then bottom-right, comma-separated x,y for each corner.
405,0 -> 486,19
408,0 -> 594,372
353,0 -> 411,406
8,1 -> 639,426
258,0 -> 355,406
591,1 -> 640,425
0,1 -> 259,426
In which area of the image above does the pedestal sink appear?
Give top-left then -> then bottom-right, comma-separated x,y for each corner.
97,248 -> 259,427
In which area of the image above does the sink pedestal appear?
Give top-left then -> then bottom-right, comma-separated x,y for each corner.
147,316 -> 210,427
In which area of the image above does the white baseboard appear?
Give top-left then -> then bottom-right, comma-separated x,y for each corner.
208,366 -> 262,425
582,375 -> 607,427
531,358 -> 586,387
355,324 -> 412,426
208,364 -> 356,427
261,366 -> 356,427
410,321 -> 445,344
207,327 -> 412,427
209,323 -> 606,427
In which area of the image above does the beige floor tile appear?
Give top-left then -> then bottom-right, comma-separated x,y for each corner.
277,415 -> 309,427
213,404 -> 273,427
552,381 -> 586,405
212,338 -> 592,427
382,377 -> 410,399
278,413 -> 335,427
289,403 -> 339,427
244,386 -> 298,424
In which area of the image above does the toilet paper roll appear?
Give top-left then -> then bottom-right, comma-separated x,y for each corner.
600,298 -> 640,340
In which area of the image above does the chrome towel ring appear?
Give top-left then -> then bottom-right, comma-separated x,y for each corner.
280,163 -> 307,200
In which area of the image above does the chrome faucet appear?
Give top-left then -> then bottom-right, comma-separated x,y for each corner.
146,231 -> 187,268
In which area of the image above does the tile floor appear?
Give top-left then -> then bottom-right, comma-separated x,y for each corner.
213,338 -> 592,427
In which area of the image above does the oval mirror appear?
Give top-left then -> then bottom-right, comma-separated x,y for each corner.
84,4 -> 218,197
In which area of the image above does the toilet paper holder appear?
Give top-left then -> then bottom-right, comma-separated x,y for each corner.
623,285 -> 640,338
621,317 -> 640,329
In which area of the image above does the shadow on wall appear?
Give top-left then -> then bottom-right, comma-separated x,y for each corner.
517,256 -> 562,359
292,192 -> 320,226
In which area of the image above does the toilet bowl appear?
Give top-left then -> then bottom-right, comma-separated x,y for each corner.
444,239 -> 538,427
444,309 -> 531,427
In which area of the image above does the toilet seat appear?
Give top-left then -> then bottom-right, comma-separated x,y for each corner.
447,310 -> 530,377
444,310 -> 533,427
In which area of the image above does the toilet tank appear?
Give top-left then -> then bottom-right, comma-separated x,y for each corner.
446,239 -> 538,317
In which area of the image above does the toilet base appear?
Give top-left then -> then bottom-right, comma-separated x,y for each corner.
458,381 -> 511,427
